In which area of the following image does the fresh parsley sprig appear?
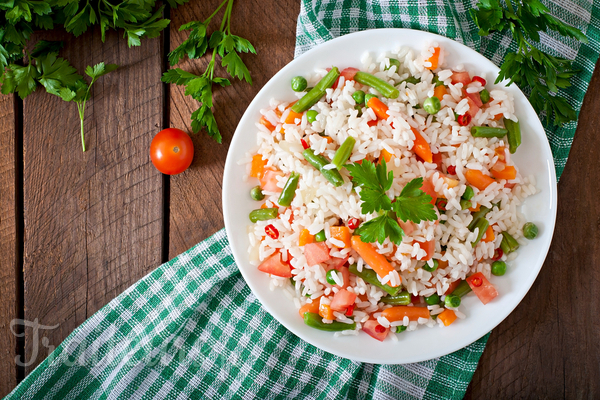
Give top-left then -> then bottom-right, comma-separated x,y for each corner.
471,0 -> 588,126
162,0 -> 256,143
346,160 -> 437,245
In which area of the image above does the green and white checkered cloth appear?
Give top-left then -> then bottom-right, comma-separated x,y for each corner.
8,1 -> 600,399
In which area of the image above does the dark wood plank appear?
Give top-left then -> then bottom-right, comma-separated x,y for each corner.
465,59 -> 600,399
0,94 -> 17,396
168,0 -> 300,258
22,28 -> 164,372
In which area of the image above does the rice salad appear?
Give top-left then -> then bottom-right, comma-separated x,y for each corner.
240,43 -> 539,342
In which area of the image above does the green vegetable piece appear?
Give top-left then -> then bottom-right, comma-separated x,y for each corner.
422,259 -> 439,272
380,291 -> 411,305
385,58 -> 401,71
450,280 -> 472,298
423,97 -> 441,114
500,231 -> 520,254
249,207 -> 278,223
326,269 -> 339,285
250,185 -> 265,201
364,93 -> 378,106
445,294 -> 461,308
331,137 -> 356,169
468,206 -> 491,230
302,149 -> 345,187
307,109 -> 318,123
470,126 -> 508,138
291,76 -> 308,92
277,172 -> 300,207
471,218 -> 490,247
504,118 -> 521,154
396,325 -> 407,332
523,222 -> 538,239
315,230 -> 327,242
292,67 -> 340,113
480,89 -> 490,104
352,90 -> 366,104
401,76 -> 421,85
460,199 -> 472,210
425,293 -> 440,305
303,312 -> 356,331
354,71 -> 400,99
432,76 -> 444,87
462,186 -> 474,201
348,264 -> 401,296
491,261 -> 507,276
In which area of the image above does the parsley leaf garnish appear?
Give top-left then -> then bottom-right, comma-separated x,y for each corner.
347,160 -> 437,245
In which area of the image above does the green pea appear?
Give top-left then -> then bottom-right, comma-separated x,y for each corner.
364,93 -> 378,106
385,58 -> 401,71
423,97 -> 441,114
480,89 -> 490,104
326,269 -> 339,285
445,294 -> 461,308
422,259 -> 439,272
352,90 -> 366,105
462,186 -> 474,201
315,230 -> 326,242
523,222 -> 538,239
307,110 -> 318,123
432,75 -> 444,87
250,186 -> 265,201
291,76 -> 308,92
425,293 -> 440,305
460,199 -> 472,210
396,325 -> 407,332
491,261 -> 507,276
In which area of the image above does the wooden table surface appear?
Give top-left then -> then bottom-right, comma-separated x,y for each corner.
1,0 -> 598,397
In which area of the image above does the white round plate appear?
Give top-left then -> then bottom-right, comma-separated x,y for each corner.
223,29 -> 557,364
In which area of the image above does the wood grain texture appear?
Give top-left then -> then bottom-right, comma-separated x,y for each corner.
168,0 -> 299,258
0,94 -> 17,396
22,28 -> 164,372
465,59 -> 600,399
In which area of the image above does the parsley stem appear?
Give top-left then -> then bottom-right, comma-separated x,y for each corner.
205,0 -> 230,25
77,103 -> 86,152
505,0 -> 515,15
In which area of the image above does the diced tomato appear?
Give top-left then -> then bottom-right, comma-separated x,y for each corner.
432,152 -> 443,170
260,168 -> 284,192
304,242 -> 331,266
330,288 -> 357,312
466,272 -> 498,305
362,320 -> 389,342
445,279 -> 461,295
466,91 -> 483,108
414,239 -> 435,261
451,71 -> 471,86
398,219 -> 415,236
505,182 -> 516,189
420,178 -> 437,205
324,255 -> 349,270
340,67 -> 359,82
466,96 -> 481,118
258,253 -> 292,278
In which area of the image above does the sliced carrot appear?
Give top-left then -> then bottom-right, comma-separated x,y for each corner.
411,127 -> 433,163
284,109 -> 303,124
493,113 -> 503,121
367,97 -> 390,120
491,165 -> 517,180
351,236 -> 399,286
438,258 -> 449,269
299,299 -> 320,317
425,47 -> 441,70
322,136 -> 333,144
381,306 -> 430,322
250,154 -> 267,178
481,225 -> 495,243
468,203 -> 481,212
438,309 -> 457,326
260,116 -> 276,131
464,169 -> 495,191
358,293 -> 369,302
433,84 -> 447,101
299,229 -> 314,247
330,226 -> 351,248
381,148 -> 394,163
319,303 -> 335,320
260,202 -> 269,209
494,146 -> 507,161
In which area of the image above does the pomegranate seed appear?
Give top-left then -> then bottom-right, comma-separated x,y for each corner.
472,76 -> 486,86
301,138 -> 309,149
447,165 -> 456,175
348,218 -> 360,230
457,113 -> 471,126
375,324 -> 386,333
471,277 -> 482,287
345,304 -> 354,316
265,224 -> 279,240
492,248 -> 503,261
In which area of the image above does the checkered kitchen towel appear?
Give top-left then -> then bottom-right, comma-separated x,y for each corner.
8,1 -> 600,399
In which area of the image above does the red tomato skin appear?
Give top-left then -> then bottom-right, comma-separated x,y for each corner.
466,272 -> 498,304
304,242 -> 332,266
363,320 -> 389,342
451,71 -> 471,86
330,288 -> 357,311
420,179 -> 438,205
340,67 -> 359,81
258,253 -> 292,278
150,128 -> 194,175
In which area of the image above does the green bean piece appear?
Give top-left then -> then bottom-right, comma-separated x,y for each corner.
480,89 -> 490,104
460,199 -> 472,210
331,137 -> 356,169
326,270 -> 339,285
445,294 -> 461,308
450,280 -> 472,298
364,93 -> 378,106
462,186 -> 475,201
303,312 -> 356,331
401,76 -> 421,85
423,97 -> 441,114
277,172 -> 300,207
292,67 -> 340,113
470,126 -> 508,138
504,118 -> 521,154
352,90 -> 366,105
291,76 -> 308,92
500,231 -> 520,254
354,71 -> 400,99
302,149 -> 345,187
467,206 -> 491,230
249,207 -> 278,223
396,325 -> 408,332
307,110 -> 318,123
491,261 -> 507,276
315,229 -> 327,242
422,259 -> 439,272
250,186 -> 265,201
348,264 -> 401,296
432,76 -> 444,87
471,218 -> 490,247
380,291 -> 411,305
385,58 -> 401,71
523,222 -> 538,239
425,293 -> 440,305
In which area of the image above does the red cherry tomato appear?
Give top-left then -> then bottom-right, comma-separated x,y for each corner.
150,128 -> 194,175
